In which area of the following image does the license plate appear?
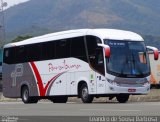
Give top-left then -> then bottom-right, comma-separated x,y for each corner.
128,88 -> 136,92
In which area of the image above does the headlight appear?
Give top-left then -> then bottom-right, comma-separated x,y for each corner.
107,79 -> 119,86
143,81 -> 150,86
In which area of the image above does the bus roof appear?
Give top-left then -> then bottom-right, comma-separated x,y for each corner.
4,29 -> 144,48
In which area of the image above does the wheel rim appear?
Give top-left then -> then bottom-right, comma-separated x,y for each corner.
82,87 -> 88,100
23,89 -> 29,101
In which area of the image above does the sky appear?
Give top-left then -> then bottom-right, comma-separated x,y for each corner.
2,0 -> 30,10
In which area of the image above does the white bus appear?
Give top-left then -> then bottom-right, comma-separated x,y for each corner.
2,29 -> 159,104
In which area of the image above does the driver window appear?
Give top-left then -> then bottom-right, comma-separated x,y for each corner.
96,49 -> 105,75
98,52 -> 103,65
86,36 -> 105,75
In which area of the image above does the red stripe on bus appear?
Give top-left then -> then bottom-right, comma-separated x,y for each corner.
30,62 -> 65,96
30,62 -> 45,96
44,72 -> 65,96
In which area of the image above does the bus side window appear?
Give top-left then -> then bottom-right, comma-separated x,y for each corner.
44,41 -> 56,60
95,48 -> 105,75
97,49 -> 104,65
4,48 -> 16,64
55,39 -> 70,59
70,37 -> 87,62
28,44 -> 42,61
15,46 -> 28,63
4,49 -> 9,64
86,36 -> 105,75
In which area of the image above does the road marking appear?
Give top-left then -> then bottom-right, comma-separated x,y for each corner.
0,107 -> 27,110
0,102 -> 23,104
111,110 -> 141,112
80,109 -> 141,112
6,108 -> 27,110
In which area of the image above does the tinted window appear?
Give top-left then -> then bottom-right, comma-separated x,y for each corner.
28,44 -> 42,61
86,36 -> 101,56
4,37 -> 88,64
42,41 -> 56,60
86,36 -> 105,75
4,48 -> 16,64
55,39 -> 70,59
70,37 -> 87,62
105,40 -> 150,77
15,46 -> 28,63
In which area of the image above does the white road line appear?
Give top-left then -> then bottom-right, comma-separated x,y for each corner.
0,102 -> 23,104
111,110 -> 141,112
0,108 -> 27,110
80,109 -> 141,112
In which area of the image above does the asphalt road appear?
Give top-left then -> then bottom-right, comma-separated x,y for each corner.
0,101 -> 160,116
0,102 -> 160,122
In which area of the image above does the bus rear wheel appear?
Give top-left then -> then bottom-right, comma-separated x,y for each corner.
80,83 -> 93,103
116,94 -> 129,103
50,96 -> 68,103
21,86 -> 38,104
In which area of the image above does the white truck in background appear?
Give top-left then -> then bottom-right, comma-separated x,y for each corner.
0,49 -> 2,80
149,51 -> 160,88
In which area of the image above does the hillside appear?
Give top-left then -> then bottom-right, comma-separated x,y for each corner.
3,0 -> 160,42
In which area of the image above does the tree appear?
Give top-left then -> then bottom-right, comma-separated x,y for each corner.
11,35 -> 33,43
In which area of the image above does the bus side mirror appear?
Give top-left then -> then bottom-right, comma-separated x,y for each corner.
147,46 -> 159,60
105,46 -> 110,58
97,43 -> 110,58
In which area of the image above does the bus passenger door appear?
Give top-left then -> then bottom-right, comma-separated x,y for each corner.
95,50 -> 106,94
86,36 -> 106,94
96,74 -> 106,94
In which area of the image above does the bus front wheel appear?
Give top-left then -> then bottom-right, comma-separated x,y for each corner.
116,94 -> 129,103
21,86 -> 38,104
80,83 -> 94,103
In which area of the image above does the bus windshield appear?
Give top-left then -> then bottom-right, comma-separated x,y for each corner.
104,40 -> 150,78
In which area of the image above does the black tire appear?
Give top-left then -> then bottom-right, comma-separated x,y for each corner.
21,86 -> 38,104
80,83 -> 93,103
51,96 -> 68,103
116,94 -> 129,103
